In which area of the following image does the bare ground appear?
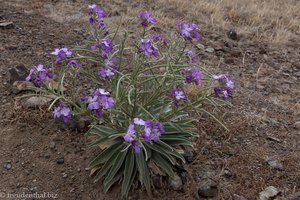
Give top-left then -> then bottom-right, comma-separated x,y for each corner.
0,0 -> 299,199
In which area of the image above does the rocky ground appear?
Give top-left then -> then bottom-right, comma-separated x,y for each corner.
0,0 -> 299,200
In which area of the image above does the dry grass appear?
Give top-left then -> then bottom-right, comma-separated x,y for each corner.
153,0 -> 300,45
111,0 -> 300,45
12,0 -> 300,45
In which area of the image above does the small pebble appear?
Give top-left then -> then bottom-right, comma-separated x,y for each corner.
62,173 -> 68,178
56,157 -> 64,164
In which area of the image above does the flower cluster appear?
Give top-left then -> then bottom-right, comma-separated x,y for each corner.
212,74 -> 234,98
185,49 -> 197,63
26,64 -> 54,87
88,4 -> 106,25
176,22 -> 201,42
139,39 -> 159,57
98,67 -> 117,80
123,118 -> 165,153
91,38 -> 113,56
183,67 -> 203,86
53,103 -> 72,123
171,86 -> 186,106
51,47 -> 73,63
85,88 -> 114,118
137,11 -> 157,27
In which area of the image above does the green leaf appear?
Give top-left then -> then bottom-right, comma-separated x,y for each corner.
160,136 -> 193,146
88,135 -> 112,148
94,153 -> 117,182
145,143 -> 176,165
104,169 -> 123,193
135,151 -> 152,197
104,147 -> 128,184
157,141 -> 186,163
152,152 -> 175,178
121,150 -> 137,197
90,141 -> 123,168
90,125 -> 119,136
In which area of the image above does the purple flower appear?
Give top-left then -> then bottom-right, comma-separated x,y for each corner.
183,67 -> 203,85
134,118 -> 145,126
26,64 -> 53,87
123,119 -> 165,153
101,39 -> 113,56
152,33 -> 163,42
98,68 -> 116,79
137,11 -> 157,27
123,124 -> 136,143
185,49 -> 197,63
132,140 -> 142,153
91,39 -> 100,50
176,22 -> 201,42
88,4 -> 97,9
171,87 -> 186,106
91,38 -> 113,56
84,88 -> 114,117
88,4 -> 107,19
95,88 -> 110,96
139,39 -> 159,57
53,103 -> 72,123
87,95 -> 100,110
67,59 -> 80,68
100,95 -> 114,109
214,87 -> 232,98
104,57 -> 118,67
212,74 -> 234,99
51,47 -> 73,63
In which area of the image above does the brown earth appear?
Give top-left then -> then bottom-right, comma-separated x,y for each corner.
0,0 -> 299,200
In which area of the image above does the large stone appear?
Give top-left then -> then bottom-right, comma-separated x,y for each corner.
259,186 -> 280,200
0,21 -> 14,29
23,96 -> 52,108
196,171 -> 218,197
11,81 -> 35,94
9,65 -> 28,83
169,174 -> 183,191
294,121 -> 300,130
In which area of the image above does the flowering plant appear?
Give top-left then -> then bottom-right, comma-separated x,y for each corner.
23,4 -> 234,197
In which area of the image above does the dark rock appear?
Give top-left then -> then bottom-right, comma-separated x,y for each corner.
152,175 -> 162,188
196,171 -> 218,198
197,179 -> 218,197
180,171 -> 188,184
44,153 -> 50,159
56,157 -> 64,164
233,194 -> 248,200
169,174 -> 183,191
68,115 -> 92,132
9,65 -> 28,83
183,147 -> 194,163
4,163 -> 12,170
227,29 -> 238,40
